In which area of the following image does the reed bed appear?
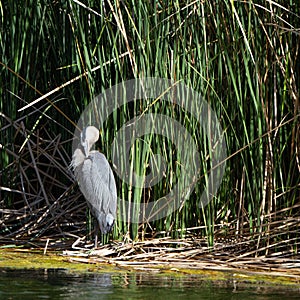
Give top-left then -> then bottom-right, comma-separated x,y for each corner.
1,0 -> 299,261
63,236 -> 300,273
63,234 -> 300,277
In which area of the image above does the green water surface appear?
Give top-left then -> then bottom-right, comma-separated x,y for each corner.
0,268 -> 299,300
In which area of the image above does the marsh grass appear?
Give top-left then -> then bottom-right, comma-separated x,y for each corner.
0,1 -> 299,256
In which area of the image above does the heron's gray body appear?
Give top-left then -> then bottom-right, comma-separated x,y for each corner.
71,126 -> 117,236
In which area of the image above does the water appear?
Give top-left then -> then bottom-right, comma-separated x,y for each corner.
0,268 -> 299,299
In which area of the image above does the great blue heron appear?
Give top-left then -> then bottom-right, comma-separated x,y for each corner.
71,126 -> 117,246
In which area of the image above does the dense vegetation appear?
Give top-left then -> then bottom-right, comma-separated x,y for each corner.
1,0 -> 299,256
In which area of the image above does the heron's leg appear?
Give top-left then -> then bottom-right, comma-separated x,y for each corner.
94,219 -> 99,248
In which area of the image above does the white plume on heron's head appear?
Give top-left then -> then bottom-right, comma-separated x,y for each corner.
80,126 -> 100,157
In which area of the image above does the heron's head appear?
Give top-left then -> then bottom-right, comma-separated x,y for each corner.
80,126 -> 100,157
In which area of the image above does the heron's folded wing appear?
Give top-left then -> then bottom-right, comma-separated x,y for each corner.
80,152 -> 117,218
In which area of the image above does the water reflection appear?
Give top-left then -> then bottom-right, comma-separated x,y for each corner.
0,268 -> 299,300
